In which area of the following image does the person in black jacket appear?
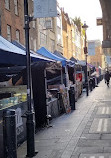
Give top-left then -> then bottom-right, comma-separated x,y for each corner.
105,70 -> 110,87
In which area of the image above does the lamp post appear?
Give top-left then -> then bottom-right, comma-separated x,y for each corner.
24,0 -> 37,157
82,21 -> 89,96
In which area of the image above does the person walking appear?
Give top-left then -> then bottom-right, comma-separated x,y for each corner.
105,70 -> 110,87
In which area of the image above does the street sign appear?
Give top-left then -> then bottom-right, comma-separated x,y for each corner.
34,0 -> 58,18
96,18 -> 102,26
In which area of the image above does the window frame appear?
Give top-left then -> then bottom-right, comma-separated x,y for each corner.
40,32 -> 47,46
5,0 -> 10,10
7,25 -> 11,41
16,29 -> 20,42
14,0 -> 18,15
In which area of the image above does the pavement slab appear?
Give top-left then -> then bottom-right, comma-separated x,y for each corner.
79,153 -> 111,158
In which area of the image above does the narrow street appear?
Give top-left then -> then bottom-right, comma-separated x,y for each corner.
17,80 -> 111,158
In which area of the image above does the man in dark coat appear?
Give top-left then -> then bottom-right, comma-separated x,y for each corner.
105,70 -> 110,87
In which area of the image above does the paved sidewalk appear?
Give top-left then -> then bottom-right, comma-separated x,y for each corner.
17,80 -> 111,158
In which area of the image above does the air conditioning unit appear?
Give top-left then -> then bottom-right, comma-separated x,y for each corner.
45,20 -> 52,29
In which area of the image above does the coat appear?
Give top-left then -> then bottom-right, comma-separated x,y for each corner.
105,71 -> 110,81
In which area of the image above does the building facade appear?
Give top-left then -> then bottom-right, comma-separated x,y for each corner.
61,9 -> 85,61
88,40 -> 105,68
0,0 -> 25,45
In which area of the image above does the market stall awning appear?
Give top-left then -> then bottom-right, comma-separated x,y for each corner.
70,57 -> 77,63
37,47 -> 66,66
87,63 -> 95,68
0,36 -> 54,66
54,50 -> 75,67
12,40 -> 54,62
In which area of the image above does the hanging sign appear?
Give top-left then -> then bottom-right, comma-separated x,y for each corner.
34,0 -> 58,18
88,42 -> 95,56
96,18 -> 102,26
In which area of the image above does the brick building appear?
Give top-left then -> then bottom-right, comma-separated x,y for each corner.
0,0 -> 25,45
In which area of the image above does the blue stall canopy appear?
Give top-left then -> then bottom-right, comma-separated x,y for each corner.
54,50 -> 75,67
37,47 -> 66,66
0,36 -> 54,66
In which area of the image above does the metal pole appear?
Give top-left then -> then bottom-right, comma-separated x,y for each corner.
85,31 -> 89,96
24,0 -> 37,157
82,22 -> 89,96
86,54 -> 89,96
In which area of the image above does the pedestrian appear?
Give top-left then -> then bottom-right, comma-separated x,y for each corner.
105,70 -> 110,87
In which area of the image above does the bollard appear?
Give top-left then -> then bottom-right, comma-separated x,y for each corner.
26,112 -> 37,157
3,109 -> 17,158
93,77 -> 95,88
69,86 -> 75,110
89,78 -> 93,91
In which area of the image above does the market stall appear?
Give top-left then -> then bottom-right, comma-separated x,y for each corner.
0,66 -> 28,158
30,61 -> 69,127
0,36 -> 57,157
37,47 -> 72,113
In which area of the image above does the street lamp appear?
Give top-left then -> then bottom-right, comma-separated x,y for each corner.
24,0 -> 37,157
82,21 -> 89,96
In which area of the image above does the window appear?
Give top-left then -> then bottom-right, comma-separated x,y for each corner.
57,27 -> 62,45
16,30 -> 20,42
14,0 -> 18,15
32,21 -> 36,28
5,0 -> 10,10
33,39 -> 36,52
39,18 -> 45,27
0,15 -> 1,35
57,17 -> 61,28
50,39 -> 55,52
40,32 -> 47,46
7,25 -> 11,41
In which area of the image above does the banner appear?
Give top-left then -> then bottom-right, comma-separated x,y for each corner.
88,42 -> 95,56
34,0 -> 58,18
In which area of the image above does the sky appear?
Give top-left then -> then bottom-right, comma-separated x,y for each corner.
58,0 -> 103,42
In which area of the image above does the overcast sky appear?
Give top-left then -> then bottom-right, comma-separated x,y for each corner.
58,0 -> 103,42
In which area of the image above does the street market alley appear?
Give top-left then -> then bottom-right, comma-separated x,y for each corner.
18,80 -> 111,158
